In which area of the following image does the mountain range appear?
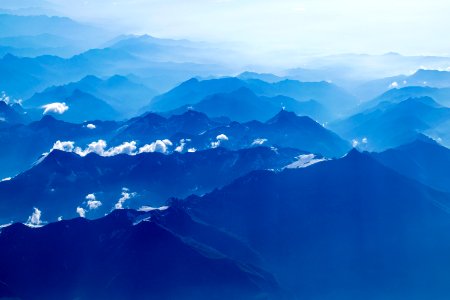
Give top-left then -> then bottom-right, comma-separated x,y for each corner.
166,87 -> 331,123
147,77 -> 358,118
183,110 -> 350,158
331,97 -> 450,151
355,69 -> 450,100
0,146 -> 303,223
25,75 -> 157,119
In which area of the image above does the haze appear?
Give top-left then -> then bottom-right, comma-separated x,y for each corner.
42,0 -> 450,57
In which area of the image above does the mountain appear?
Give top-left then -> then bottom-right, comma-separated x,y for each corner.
0,14 -> 109,57
147,77 -> 357,118
0,14 -> 108,45
30,89 -> 120,123
0,115 -> 120,178
168,87 -> 331,123
0,146 -> 302,223
179,149 -> 450,299
0,0 -> 57,15
237,71 -> 285,83
106,34 -> 240,66
0,33 -> 84,57
245,79 -> 358,114
364,86 -> 450,109
331,97 -> 450,151
289,53 -> 450,86
0,53 -> 64,99
184,110 -> 350,158
0,50 -> 228,100
26,75 -> 157,118
0,209 -> 281,300
371,137 -> 450,193
355,69 -> 450,100
112,110 -> 224,145
0,100 -> 28,127
148,77 -> 244,111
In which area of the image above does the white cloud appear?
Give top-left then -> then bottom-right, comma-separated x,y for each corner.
0,91 -> 11,105
75,140 -> 108,156
211,134 -> 229,148
52,140 -> 75,152
139,139 -> 172,154
86,194 -> 102,210
105,141 -> 137,156
217,134 -> 229,141
26,207 -> 43,227
58,216 -> 63,221
1,177 -> 11,182
115,188 -> 136,210
52,140 -> 136,157
86,123 -> 96,129
187,148 -> 197,153
352,137 -> 369,148
0,91 -> 21,106
48,139 -> 174,158
76,207 -> 86,218
389,81 -> 399,89
175,138 -> 191,152
252,138 -> 268,146
42,102 -> 69,115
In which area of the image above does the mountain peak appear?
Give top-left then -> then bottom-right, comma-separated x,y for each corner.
178,109 -> 209,119
79,75 -> 102,85
267,109 -> 297,120
36,114 -> 59,125
266,110 -> 309,125
342,148 -> 371,162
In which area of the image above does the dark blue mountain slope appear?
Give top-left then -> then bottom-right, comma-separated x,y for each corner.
0,209 -> 282,300
179,149 -> 450,299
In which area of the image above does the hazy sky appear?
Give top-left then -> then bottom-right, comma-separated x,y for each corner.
47,0 -> 450,56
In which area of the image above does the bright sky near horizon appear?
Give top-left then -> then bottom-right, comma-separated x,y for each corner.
46,0 -> 450,56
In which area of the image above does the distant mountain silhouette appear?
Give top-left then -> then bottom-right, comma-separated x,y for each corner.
355,69 -> 450,100
237,71 -> 285,83
331,97 -> 450,151
0,46 -> 228,100
167,87 -> 331,123
33,89 -> 120,123
26,75 -> 157,118
0,33 -> 83,57
0,14 -> 109,57
147,77 -> 357,117
364,86 -> 450,109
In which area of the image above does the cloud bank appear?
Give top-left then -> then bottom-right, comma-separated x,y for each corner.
49,139 -> 174,157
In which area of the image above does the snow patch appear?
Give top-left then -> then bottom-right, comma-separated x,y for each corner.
285,154 -> 326,169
